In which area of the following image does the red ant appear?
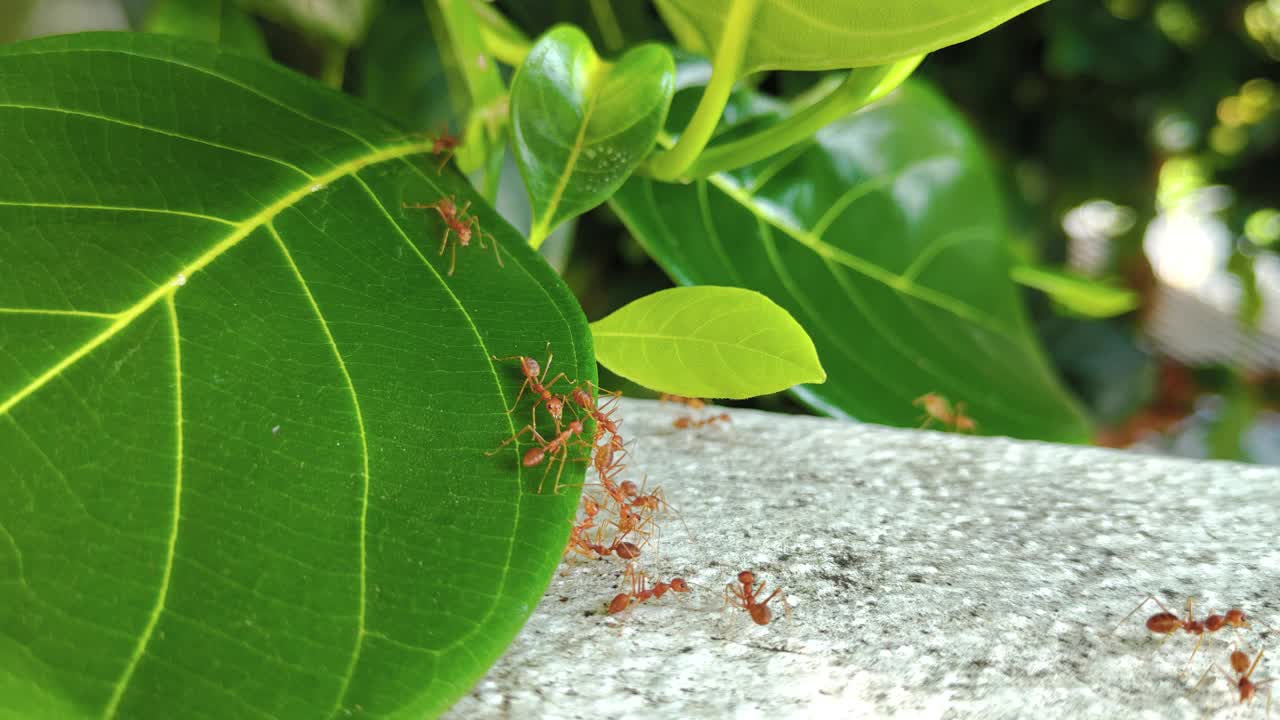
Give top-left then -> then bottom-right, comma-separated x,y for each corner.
608,567 -> 690,615
493,344 -> 571,431
402,195 -> 502,276
725,570 -> 788,626
1114,596 -> 1263,669
487,417 -> 588,493
914,392 -> 955,429
1196,647 -> 1273,716
673,412 -> 731,430
430,130 -> 461,173
579,524 -> 642,560
569,383 -> 623,446
564,495 -> 603,559
659,393 -> 705,410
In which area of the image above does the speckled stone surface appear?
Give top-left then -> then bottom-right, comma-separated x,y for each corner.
444,400 -> 1280,719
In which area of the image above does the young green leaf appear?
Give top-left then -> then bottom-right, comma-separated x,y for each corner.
612,81 -> 1092,442
590,286 -> 825,398
511,24 -> 675,247
655,0 -> 1049,73
144,0 -> 269,55
0,33 -> 591,719
1011,265 -> 1140,318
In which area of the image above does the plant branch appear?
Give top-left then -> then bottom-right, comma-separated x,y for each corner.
469,0 -> 532,66
684,55 -> 924,178
645,0 -> 760,182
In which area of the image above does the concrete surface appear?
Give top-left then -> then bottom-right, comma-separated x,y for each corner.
444,399 -> 1280,719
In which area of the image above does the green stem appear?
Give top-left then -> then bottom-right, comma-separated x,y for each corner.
684,55 -> 923,178
320,43 -> 347,89
469,0 -> 532,66
645,0 -> 760,182
588,0 -> 625,52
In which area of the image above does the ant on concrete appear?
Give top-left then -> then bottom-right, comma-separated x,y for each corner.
659,393 -> 705,410
1195,647 -> 1273,716
402,195 -> 501,275
608,566 -> 690,615
1114,596 -> 1265,670
725,570 -> 788,626
673,412 -> 731,430
493,344 -> 571,431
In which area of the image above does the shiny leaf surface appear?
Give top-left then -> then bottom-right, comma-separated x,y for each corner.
590,286 -> 825,398
511,24 -> 674,245
612,81 -> 1091,441
655,0 -> 1049,73
0,32 -> 591,719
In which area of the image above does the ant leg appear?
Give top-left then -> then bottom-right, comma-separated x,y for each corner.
1183,633 -> 1207,675
439,226 -> 453,256
1112,595 -> 1174,634
485,424 -> 545,456
448,237 -> 458,276
537,445 -> 567,494
506,377 -> 533,414
487,232 -> 503,267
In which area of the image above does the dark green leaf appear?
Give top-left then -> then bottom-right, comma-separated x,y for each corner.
356,0 -> 454,130
655,0 -> 1050,73
612,81 -> 1091,441
590,286 -> 825,398
0,32 -> 591,718
144,0 -> 269,55
511,25 -> 674,246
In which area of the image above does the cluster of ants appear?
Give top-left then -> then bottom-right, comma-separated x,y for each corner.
1118,595 -> 1274,713
487,345 -> 786,626
914,392 -> 977,433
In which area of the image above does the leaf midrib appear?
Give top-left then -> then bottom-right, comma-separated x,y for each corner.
0,140 -> 433,417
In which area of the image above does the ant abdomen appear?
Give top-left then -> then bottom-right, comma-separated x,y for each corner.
1146,613 -> 1182,633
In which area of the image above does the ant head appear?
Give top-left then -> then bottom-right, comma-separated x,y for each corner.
620,480 -> 639,496
521,447 -> 545,467
521,356 -> 541,378
671,578 -> 689,592
546,396 -> 564,419
738,570 -> 756,586
457,225 -> 472,244
1239,678 -> 1256,701
1225,608 -> 1248,627
582,496 -> 600,515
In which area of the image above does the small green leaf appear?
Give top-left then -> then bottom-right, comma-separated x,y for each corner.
0,32 -> 591,718
655,0 -> 1049,73
144,0 -> 269,56
511,24 -> 675,247
590,286 -> 825,398
612,80 -> 1091,442
1011,265 -> 1139,318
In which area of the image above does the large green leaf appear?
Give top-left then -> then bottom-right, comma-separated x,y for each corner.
590,286 -> 825,398
655,0 -> 1049,73
612,81 -> 1091,441
510,24 -> 674,246
0,32 -> 591,718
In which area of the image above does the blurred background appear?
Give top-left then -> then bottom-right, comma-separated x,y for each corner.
8,0 -> 1280,463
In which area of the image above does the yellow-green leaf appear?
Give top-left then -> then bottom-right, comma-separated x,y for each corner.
590,286 -> 825,398
1011,265 -> 1140,318
655,0 -> 1049,73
